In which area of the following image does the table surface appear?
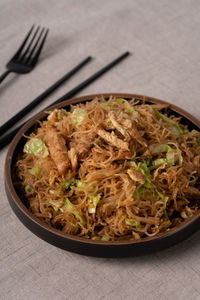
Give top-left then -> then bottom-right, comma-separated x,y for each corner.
0,1 -> 200,299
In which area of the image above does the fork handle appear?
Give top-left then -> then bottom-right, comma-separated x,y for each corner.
0,70 -> 12,84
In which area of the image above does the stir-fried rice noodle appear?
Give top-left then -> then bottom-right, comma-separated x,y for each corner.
14,96 -> 200,241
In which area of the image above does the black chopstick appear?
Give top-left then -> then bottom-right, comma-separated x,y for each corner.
0,51 -> 130,149
0,56 -> 92,136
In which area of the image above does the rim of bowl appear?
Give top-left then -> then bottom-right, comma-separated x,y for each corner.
4,93 -> 200,246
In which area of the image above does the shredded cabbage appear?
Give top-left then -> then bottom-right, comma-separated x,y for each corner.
153,108 -> 183,135
65,198 -> 83,223
125,218 -> 141,228
24,138 -> 49,157
71,108 -> 87,125
49,199 -> 64,212
69,222 -> 77,228
88,194 -> 101,214
156,191 -> 169,209
139,162 -> 150,175
62,179 -> 72,190
75,180 -> 85,188
29,166 -> 41,178
115,98 -> 127,103
101,103 -> 113,110
166,152 -> 175,165
101,235 -> 110,241
168,126 -> 181,136
114,98 -> 138,118
153,158 -> 168,166
150,143 -> 183,166
149,144 -> 173,154
138,162 -> 169,208
25,185 -> 32,193
178,149 -> 183,165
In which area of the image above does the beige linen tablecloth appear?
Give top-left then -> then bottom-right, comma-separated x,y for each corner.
0,1 -> 200,299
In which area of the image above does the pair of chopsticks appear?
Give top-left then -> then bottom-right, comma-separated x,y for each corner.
0,52 -> 130,149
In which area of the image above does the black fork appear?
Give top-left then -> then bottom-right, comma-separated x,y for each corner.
0,25 -> 49,84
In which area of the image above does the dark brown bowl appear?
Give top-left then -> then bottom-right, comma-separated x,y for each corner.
4,93 -> 200,257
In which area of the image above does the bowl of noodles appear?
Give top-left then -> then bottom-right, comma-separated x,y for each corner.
5,93 -> 200,257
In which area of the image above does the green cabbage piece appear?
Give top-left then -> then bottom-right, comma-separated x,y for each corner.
101,235 -> 110,241
150,144 -> 176,166
156,191 -> 169,209
114,98 -> 138,118
152,158 -> 168,166
62,179 -> 72,190
149,144 -> 173,153
168,126 -> 182,136
71,108 -> 87,125
150,143 -> 182,166
101,103 -> 113,110
25,185 -> 32,193
65,198 -> 84,223
49,199 -> 64,212
145,158 -> 151,167
88,194 -> 101,214
125,218 -> 141,228
24,138 -> 49,157
75,180 -> 86,188
178,149 -> 183,165
29,166 -> 41,178
137,162 -> 169,208
139,162 -> 150,175
166,152 -> 175,165
69,222 -> 77,228
153,108 -> 183,135
115,98 -> 127,103
124,107 -> 138,118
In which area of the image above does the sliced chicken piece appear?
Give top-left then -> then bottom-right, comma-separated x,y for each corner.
127,169 -> 145,184
68,147 -> 78,170
97,129 -> 129,151
107,111 -> 129,139
44,127 -> 69,175
121,118 -> 147,147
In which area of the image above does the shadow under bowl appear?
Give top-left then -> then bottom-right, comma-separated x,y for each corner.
4,93 -> 200,257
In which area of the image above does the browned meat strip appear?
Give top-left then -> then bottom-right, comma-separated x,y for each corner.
127,169 -> 145,184
97,129 -> 129,151
68,147 -> 78,170
121,118 -> 147,147
107,111 -> 129,139
44,127 -> 69,175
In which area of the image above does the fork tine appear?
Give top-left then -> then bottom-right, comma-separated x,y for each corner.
12,25 -> 35,60
29,28 -> 49,67
20,26 -> 40,62
24,27 -> 46,65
